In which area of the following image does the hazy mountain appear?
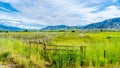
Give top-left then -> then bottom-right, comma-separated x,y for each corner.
84,18 -> 120,29
0,24 -> 22,31
0,19 -> 24,31
0,17 -> 120,31
40,24 -> 85,30
41,25 -> 70,30
41,18 -> 120,30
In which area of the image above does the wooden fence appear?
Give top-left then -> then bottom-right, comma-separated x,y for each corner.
28,41 -> 109,59
29,41 -> 86,58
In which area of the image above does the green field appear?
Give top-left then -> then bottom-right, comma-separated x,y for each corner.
0,31 -> 120,68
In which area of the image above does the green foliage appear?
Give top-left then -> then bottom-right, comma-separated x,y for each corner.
71,30 -> 76,32
5,30 -> 10,33
0,32 -> 120,67
0,52 -> 9,61
24,29 -> 29,32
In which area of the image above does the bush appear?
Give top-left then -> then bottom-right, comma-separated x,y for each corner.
0,52 -> 10,61
5,30 -> 10,33
71,30 -> 76,32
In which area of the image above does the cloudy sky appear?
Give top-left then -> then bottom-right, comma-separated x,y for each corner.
0,0 -> 120,29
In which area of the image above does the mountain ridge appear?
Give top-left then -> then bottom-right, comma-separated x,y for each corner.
41,17 -> 120,30
40,25 -> 83,30
0,24 -> 23,31
84,18 -> 120,29
0,17 -> 120,31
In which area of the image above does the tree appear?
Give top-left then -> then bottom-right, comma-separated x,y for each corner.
101,29 -> 103,32
71,30 -> 76,32
5,30 -> 10,33
24,29 -> 28,32
0,30 -> 3,32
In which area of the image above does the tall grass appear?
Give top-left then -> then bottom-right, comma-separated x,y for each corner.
0,32 -> 120,68
48,32 -> 120,67
0,38 -> 45,68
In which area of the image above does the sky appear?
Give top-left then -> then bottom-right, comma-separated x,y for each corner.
0,0 -> 120,29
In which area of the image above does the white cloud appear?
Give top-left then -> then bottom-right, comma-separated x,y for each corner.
85,6 -> 120,24
0,0 -> 120,29
0,11 -> 47,29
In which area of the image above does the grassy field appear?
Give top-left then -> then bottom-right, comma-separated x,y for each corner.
0,31 -> 120,68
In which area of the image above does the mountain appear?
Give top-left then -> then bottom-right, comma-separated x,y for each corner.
84,18 -> 120,29
0,24 -> 22,31
1,17 -> 120,31
41,18 -> 120,30
41,25 -> 70,30
40,25 -> 84,30
0,19 -> 24,31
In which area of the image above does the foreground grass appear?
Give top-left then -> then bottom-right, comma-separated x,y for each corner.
0,32 -> 120,68
0,38 -> 45,68
48,32 -> 120,67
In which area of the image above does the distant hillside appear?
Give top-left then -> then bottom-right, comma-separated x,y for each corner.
1,17 -> 120,31
40,25 -> 83,30
41,25 -> 70,30
84,18 -> 120,29
0,19 -> 24,31
41,18 -> 120,30
0,24 -> 22,31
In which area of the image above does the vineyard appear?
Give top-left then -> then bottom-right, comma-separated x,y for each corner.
0,32 -> 120,68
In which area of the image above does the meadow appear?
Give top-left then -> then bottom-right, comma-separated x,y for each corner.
0,31 -> 120,68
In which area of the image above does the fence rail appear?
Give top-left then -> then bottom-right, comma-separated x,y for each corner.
28,40 -> 111,62
29,41 -> 86,59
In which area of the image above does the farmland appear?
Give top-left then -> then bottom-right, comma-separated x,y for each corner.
0,31 -> 120,68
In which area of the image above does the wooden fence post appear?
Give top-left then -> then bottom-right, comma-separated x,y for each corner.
84,46 -> 86,56
80,46 -> 86,57
79,46 -> 86,66
29,41 -> 32,58
44,42 -> 47,59
104,50 -> 106,58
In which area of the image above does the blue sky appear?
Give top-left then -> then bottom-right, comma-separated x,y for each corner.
0,0 -> 120,29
